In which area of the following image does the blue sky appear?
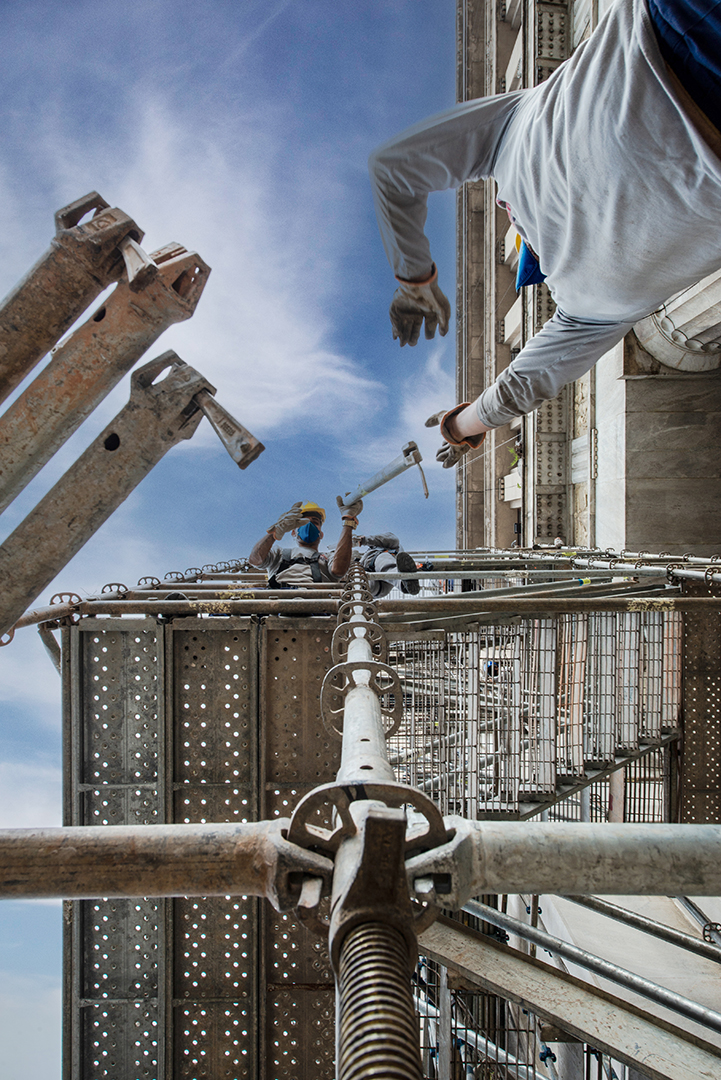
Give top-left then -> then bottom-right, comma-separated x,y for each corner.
0,1 -> 457,1073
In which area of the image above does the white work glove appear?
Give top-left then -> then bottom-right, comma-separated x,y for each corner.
352,534 -> 366,547
390,264 -> 451,347
426,404 -> 486,470
336,495 -> 363,529
268,502 -> 308,540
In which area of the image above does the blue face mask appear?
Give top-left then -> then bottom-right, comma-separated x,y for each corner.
297,522 -> 321,544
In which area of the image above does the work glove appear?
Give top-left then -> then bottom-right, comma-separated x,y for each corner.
337,495 -> 363,530
390,264 -> 451,347
426,404 -> 486,470
267,502 -> 308,540
352,534 -> 367,547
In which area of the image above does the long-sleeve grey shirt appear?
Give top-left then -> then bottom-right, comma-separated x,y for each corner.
369,0 -> 721,427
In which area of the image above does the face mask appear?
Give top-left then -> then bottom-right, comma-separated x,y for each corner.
297,522 -> 321,544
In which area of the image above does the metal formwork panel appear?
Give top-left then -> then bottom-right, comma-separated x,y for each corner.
170,620 -> 259,1078
681,583 -> 721,823
261,619 -> 338,1080
80,624 -> 161,825
66,622 -> 163,1080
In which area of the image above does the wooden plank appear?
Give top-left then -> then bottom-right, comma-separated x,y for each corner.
419,916 -> 721,1080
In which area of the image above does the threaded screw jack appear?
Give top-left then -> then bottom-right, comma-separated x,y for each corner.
337,921 -> 422,1080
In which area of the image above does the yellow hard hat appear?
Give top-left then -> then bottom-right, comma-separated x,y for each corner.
300,501 -> 326,523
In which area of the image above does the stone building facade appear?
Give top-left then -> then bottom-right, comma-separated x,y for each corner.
456,0 -> 721,553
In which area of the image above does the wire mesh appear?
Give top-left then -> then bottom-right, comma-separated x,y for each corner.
388,611 -> 681,819
414,957 -> 540,1079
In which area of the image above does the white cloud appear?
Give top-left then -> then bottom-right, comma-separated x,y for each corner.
12,88 -> 383,445
345,344 -> 456,473
0,630 -> 61,715
0,761 -> 62,827
0,973 -> 61,1080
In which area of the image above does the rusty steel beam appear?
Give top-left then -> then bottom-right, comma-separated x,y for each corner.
0,821 -> 332,911
0,352 -> 215,638
0,241 -> 210,515
24,594 -> 718,622
0,192 -> 144,405
377,594 -> 718,615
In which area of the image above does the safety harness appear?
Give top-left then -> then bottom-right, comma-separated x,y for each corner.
268,547 -> 324,588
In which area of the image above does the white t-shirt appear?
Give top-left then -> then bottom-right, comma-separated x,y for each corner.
369,0 -> 721,426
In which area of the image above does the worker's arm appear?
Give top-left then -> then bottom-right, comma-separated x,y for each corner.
329,523 -> 355,579
249,503 -> 309,568
369,93 -> 523,281
330,498 -> 363,578
249,531 -> 277,568
472,309 -> 634,429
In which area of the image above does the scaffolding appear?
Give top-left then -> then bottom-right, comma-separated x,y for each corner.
1,549 -> 721,1077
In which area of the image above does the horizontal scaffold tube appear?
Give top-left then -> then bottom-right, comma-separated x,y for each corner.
20,593 -> 721,622
406,821 -> 721,908
0,822 -> 332,910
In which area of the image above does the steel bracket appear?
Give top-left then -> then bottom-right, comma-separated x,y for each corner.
320,660 -> 403,737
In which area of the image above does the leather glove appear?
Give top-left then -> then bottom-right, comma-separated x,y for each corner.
267,502 -> 308,540
390,264 -> 451,347
426,404 -> 486,470
336,495 -> 363,529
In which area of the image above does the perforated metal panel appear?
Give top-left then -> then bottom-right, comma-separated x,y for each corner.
64,607 -> 685,1076
65,618 -> 267,1079
261,618 -> 338,1080
65,624 -> 163,1079
681,582 -> 721,822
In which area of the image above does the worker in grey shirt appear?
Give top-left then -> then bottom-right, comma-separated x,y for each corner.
368,0 -> 721,463
352,531 -> 420,596
249,500 -> 361,587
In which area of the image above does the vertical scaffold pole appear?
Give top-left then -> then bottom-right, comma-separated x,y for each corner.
327,565 -> 423,1080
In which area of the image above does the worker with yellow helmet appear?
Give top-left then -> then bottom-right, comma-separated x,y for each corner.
248,498 -> 362,587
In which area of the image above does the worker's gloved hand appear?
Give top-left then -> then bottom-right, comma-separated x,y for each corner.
337,495 -> 363,529
390,264 -> 451,347
352,534 -> 366,547
426,404 -> 486,470
268,502 -> 308,540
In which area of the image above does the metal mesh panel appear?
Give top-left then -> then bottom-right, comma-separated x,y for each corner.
585,613 -> 616,764
625,749 -> 669,823
616,613 -> 640,752
519,620 -> 556,798
389,613 -> 681,821
557,614 -> 586,777
415,957 -> 539,1079
639,611 -> 664,741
